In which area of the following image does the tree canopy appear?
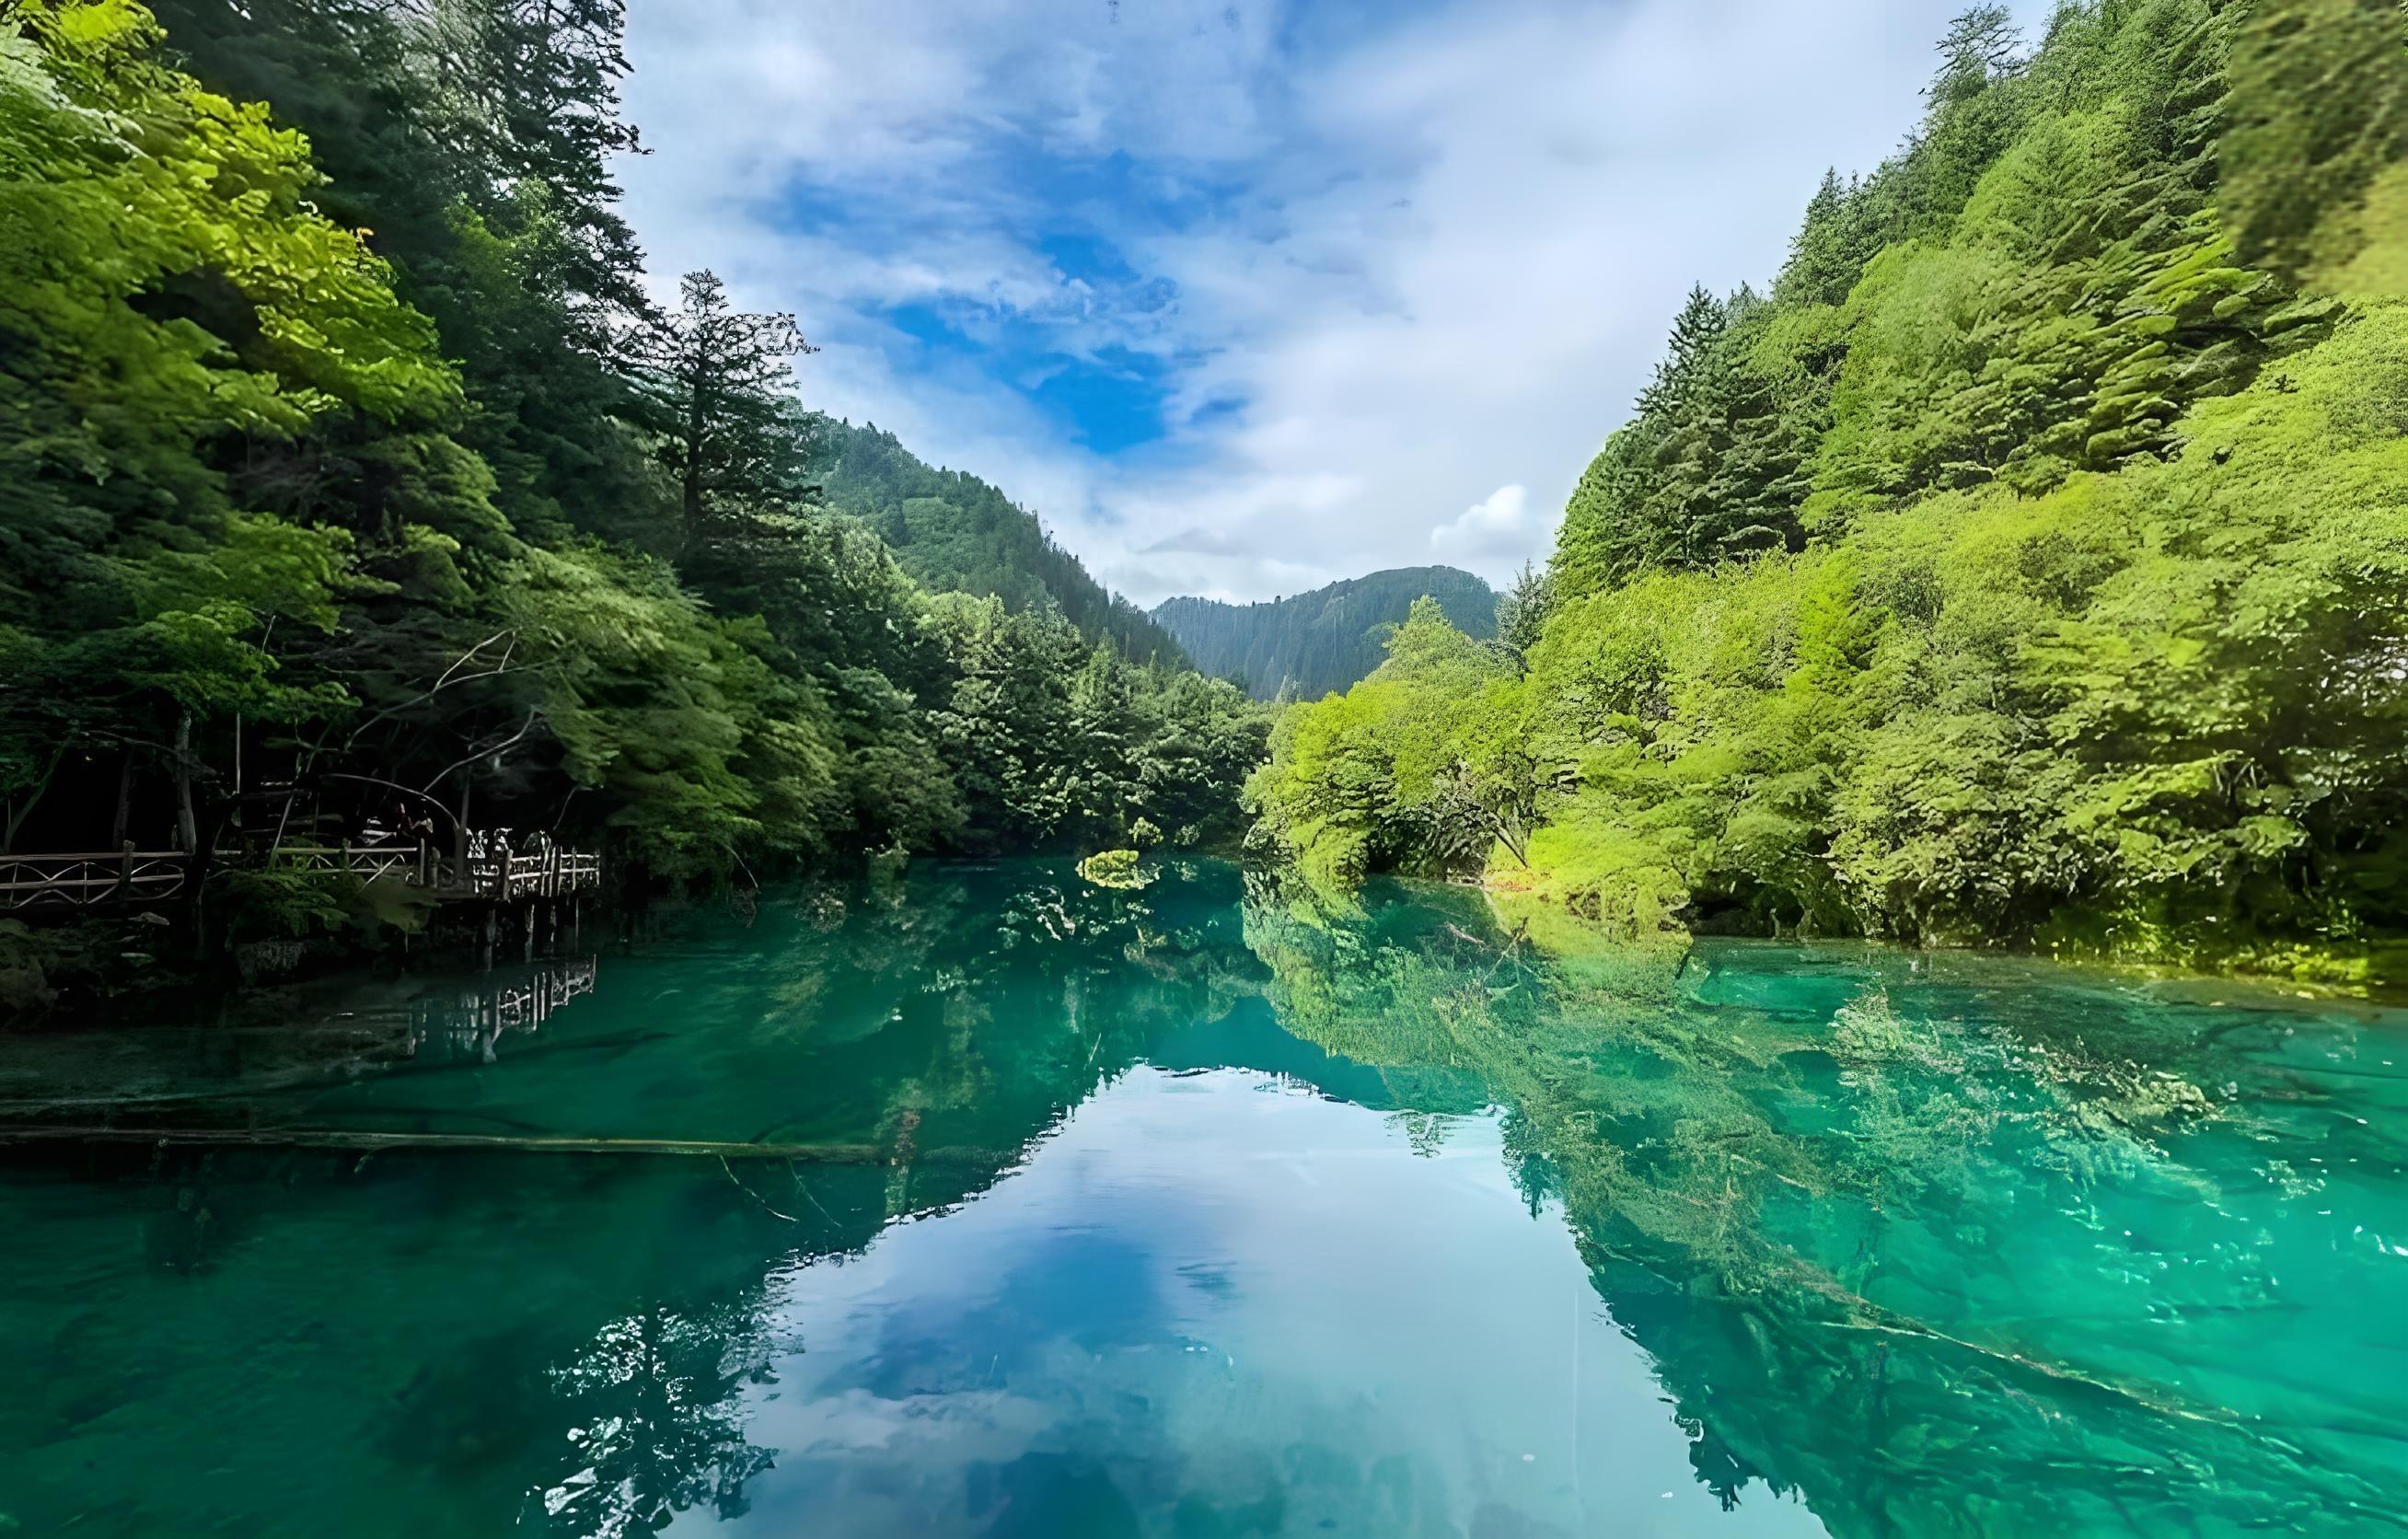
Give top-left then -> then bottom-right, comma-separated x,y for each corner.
1250,1 -> 2408,987
0,0 -> 1265,976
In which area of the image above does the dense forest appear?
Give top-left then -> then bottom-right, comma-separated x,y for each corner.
1249,0 -> 2408,985
814,419 -> 1188,666
1152,565 -> 1496,700
0,0 -> 1264,986
6,0 -> 2400,999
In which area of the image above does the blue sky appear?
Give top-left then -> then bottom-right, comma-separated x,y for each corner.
619,0 -> 2050,603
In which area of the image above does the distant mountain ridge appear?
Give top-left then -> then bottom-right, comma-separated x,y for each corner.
1152,566 -> 1498,700
813,418 -> 1188,665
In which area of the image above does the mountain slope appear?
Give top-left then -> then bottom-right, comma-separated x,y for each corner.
1152,566 -> 1497,700
813,419 -> 1187,665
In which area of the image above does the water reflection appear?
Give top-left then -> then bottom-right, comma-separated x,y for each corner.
0,952 -> 607,1118
1241,870 -> 2408,1533
2,860 -> 2403,1535
2,863 -> 1284,1535
411,955 -> 601,1062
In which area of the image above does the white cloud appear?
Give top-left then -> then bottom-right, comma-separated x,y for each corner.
617,0 -> 2059,608
1429,484 -> 1556,581
1139,526 -> 1254,558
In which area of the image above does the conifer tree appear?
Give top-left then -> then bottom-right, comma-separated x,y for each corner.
1495,561 -> 1557,665
631,272 -> 816,544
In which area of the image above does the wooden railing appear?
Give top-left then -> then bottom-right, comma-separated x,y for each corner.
267,839 -> 430,887
456,845 -> 604,901
0,850 -> 190,910
0,838 -> 601,913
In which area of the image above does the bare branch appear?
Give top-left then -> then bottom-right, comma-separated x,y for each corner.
335,630 -> 524,757
418,708 -> 546,794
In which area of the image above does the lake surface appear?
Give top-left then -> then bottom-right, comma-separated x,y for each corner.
2,860 -> 2404,1536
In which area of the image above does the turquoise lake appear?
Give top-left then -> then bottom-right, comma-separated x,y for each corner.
1,859 -> 2403,1535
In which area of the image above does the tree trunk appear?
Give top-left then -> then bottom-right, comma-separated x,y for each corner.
110,757 -> 133,849
1489,809 -> 1530,869
183,776 -> 230,973
174,711 -> 199,854
455,775 -> 472,869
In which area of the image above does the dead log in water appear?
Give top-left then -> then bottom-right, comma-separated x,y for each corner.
0,1123 -> 1025,1167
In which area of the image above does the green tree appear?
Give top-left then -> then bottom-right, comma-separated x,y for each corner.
1494,561 -> 1556,665
1065,645 -> 1139,846
2223,0 -> 2408,295
1253,0 -> 2408,988
631,271 -> 816,545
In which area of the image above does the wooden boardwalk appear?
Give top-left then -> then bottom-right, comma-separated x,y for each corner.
0,838 -> 601,914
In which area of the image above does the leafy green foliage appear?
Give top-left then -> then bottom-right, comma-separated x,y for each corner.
920,596 -> 1264,855
0,0 -> 1267,953
1492,561 -> 1557,665
2223,0 -> 2408,295
1075,848 -> 1146,888
1245,598 -> 1518,885
1555,0 -> 2341,596
1254,4 -> 2408,985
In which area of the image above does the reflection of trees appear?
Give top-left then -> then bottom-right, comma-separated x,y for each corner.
17,859 -> 1281,1536
25,861 -> 2398,1534
497,862 -> 1279,1533
531,1295 -> 781,1535
1240,872 -> 2404,1534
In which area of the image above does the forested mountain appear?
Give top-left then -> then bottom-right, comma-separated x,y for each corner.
813,419 -> 1187,665
1152,566 -> 1496,700
0,0 -> 1263,981
1250,1 -> 2408,986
